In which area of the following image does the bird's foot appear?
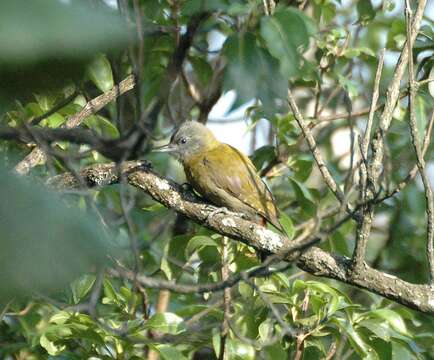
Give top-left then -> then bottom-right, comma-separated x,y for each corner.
206,205 -> 231,218
181,182 -> 194,193
135,159 -> 152,170
206,205 -> 247,220
179,183 -> 198,202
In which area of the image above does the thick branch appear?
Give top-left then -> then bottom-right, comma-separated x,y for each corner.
48,161 -> 296,254
48,161 -> 434,315
298,247 -> 434,314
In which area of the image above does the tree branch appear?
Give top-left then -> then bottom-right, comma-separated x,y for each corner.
405,0 -> 434,283
369,0 -> 427,185
14,75 -> 136,175
351,50 -> 385,272
287,89 -> 346,204
48,161 -> 434,315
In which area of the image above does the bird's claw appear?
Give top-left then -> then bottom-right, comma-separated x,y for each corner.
181,182 -> 194,192
207,206 -> 231,217
137,160 -> 152,170
206,206 -> 247,220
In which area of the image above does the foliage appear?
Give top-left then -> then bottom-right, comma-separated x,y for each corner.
1,0 -> 434,359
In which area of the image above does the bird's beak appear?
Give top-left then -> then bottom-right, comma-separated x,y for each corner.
153,143 -> 175,153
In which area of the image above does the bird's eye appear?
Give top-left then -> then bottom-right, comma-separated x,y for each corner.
179,137 -> 187,144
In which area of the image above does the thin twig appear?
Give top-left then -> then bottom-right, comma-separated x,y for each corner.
287,89 -> 348,212
219,236 -> 231,360
315,91 -> 407,125
351,50 -> 386,271
30,90 -> 80,126
14,75 -> 135,175
378,110 -> 434,202
362,49 -> 385,159
241,273 -> 295,337
405,0 -> 434,283
369,0 -> 427,185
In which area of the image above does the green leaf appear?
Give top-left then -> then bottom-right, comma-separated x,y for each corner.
34,93 -> 56,111
260,13 -> 301,78
142,203 -> 166,212
212,327 -> 221,358
161,234 -> 191,280
227,339 -> 256,360
289,178 -> 316,216
251,145 -> 276,170
313,0 -> 336,24
185,235 -> 219,258
189,56 -> 213,87
0,0 -> 129,105
0,166 -> 112,301
86,54 -> 114,93
239,281 -> 254,299
144,312 -> 186,335
258,319 -> 274,342
84,115 -> 119,139
334,318 -> 378,359
337,73 -> 359,100
290,178 -> 315,203
364,309 -> 408,335
279,212 -> 295,240
305,339 -> 327,355
386,19 -> 406,50
222,32 -> 286,113
103,279 -> 120,305
293,156 -> 314,182
429,66 -> 434,98
70,274 -> 96,304
264,342 -> 288,359
40,334 -> 65,356
43,113 -> 66,128
357,0 -> 375,24
182,0 -> 229,15
44,324 -> 73,341
343,47 -> 375,59
260,9 -> 315,79
50,311 -> 71,325
151,345 -> 188,360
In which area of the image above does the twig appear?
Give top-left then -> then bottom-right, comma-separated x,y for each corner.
351,50 -> 385,271
369,0 -> 427,185
294,334 -> 305,360
30,90 -> 80,126
219,236 -> 231,360
0,300 -> 14,323
241,274 -> 295,337
362,49 -> 385,159
315,91 -> 406,124
14,75 -> 135,175
405,0 -> 434,283
378,110 -> 434,202
287,88 -> 346,204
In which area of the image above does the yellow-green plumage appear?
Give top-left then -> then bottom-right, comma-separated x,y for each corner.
156,121 -> 282,231
184,143 -> 282,231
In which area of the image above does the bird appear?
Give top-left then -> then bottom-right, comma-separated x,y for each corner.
155,121 -> 283,233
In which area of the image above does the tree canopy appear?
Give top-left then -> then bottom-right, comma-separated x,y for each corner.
1,0 -> 434,359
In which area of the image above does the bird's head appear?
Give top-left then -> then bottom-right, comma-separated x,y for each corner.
154,121 -> 220,163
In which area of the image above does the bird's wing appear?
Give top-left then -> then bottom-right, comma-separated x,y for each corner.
203,144 -> 282,230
